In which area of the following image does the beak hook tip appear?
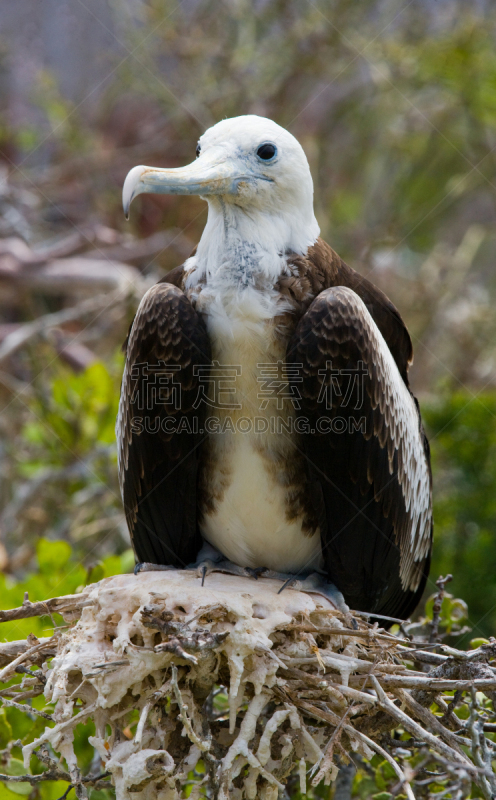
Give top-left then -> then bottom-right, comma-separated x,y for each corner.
122,164 -> 148,221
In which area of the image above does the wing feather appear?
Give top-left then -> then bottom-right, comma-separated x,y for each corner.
117,282 -> 211,567
289,285 -> 432,618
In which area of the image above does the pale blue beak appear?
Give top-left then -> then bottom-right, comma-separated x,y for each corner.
122,150 -> 267,218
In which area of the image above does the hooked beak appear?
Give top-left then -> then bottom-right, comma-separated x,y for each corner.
122,149 -> 265,218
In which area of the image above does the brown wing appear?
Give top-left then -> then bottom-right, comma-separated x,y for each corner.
287,281 -> 432,619
117,281 -> 211,567
281,238 -> 413,385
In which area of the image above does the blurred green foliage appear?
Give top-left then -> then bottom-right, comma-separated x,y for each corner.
1,358 -> 125,572
425,389 -> 496,641
0,537 -> 132,799
0,535 -> 133,645
23,361 -> 120,469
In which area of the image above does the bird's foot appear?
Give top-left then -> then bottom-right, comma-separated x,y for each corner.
134,562 -> 177,575
195,559 -> 255,586
259,570 -> 350,613
188,543 -> 255,586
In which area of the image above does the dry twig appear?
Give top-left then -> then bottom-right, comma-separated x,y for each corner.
0,571 -> 494,800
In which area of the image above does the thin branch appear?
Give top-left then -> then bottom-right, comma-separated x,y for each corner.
170,664 -> 212,755
350,729 -> 416,800
370,676 -> 473,768
0,638 -> 56,668
0,638 -> 57,684
351,674 -> 496,691
429,574 -> 453,645
0,696 -> 53,721
0,594 -> 90,624
0,769 -> 110,786
0,289 -> 127,365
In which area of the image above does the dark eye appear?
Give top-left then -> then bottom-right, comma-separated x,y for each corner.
256,143 -> 277,161
196,143 -> 201,157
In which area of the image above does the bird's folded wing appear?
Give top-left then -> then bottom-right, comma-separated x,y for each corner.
117,282 -> 211,567
288,285 -> 432,618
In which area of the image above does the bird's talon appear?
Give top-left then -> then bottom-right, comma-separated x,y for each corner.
192,551 -> 252,582
195,559 -> 216,583
277,575 -> 298,594
246,566 -> 269,580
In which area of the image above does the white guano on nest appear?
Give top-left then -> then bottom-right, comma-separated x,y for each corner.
3,570 -> 495,800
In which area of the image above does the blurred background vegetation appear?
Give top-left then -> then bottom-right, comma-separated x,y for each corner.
1,1 -> 496,795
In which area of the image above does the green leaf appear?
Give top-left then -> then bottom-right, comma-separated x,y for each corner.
86,562 -> 105,584
101,549 -> 134,578
1,758 -> 32,796
37,538 -> 72,575
0,708 -> 13,748
20,713 -> 48,745
119,549 -> 136,575
470,637 -> 490,649
374,764 -> 387,791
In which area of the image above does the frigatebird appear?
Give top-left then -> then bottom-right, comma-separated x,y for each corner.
117,115 -> 432,620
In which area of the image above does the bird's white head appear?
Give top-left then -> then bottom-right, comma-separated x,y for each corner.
123,115 -> 320,263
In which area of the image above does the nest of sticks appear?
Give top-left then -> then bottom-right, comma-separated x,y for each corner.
1,570 -> 496,800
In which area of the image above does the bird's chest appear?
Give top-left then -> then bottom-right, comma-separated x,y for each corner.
198,282 -> 287,418
192,280 -> 321,573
